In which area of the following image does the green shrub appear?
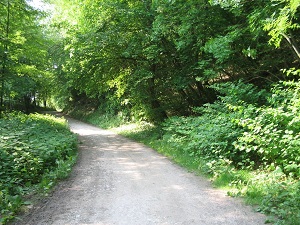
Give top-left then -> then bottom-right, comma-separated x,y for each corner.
162,81 -> 266,168
234,81 -> 300,176
162,80 -> 300,176
0,112 -> 77,224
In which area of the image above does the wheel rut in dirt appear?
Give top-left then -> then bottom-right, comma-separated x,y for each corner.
12,118 -> 267,225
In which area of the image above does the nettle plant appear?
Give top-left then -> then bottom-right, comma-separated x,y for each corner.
162,79 -> 300,177
162,81 -> 267,166
234,80 -> 300,176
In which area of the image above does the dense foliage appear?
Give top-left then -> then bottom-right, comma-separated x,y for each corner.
0,0 -> 54,113
163,80 -> 300,175
1,0 -> 299,120
0,113 -> 77,223
46,0 -> 300,122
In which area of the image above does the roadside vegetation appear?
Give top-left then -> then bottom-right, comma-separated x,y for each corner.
0,112 -> 77,224
76,78 -> 300,225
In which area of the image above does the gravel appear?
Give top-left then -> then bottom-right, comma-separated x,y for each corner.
12,117 -> 267,225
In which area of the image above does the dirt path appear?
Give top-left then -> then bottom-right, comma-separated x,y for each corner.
13,118 -> 267,225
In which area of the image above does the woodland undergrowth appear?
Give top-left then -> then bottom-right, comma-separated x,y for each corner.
82,79 -> 300,225
0,113 -> 77,224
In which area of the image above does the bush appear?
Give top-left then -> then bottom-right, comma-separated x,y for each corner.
234,81 -> 300,176
162,80 -> 300,176
162,81 -> 266,168
0,112 -> 77,224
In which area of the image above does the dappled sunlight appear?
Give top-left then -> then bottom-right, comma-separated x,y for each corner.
71,128 -> 112,136
167,184 -> 185,190
112,122 -> 155,134
67,118 -> 116,137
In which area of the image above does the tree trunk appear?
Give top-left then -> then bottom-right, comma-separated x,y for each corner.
0,0 -> 10,111
0,78 -> 4,109
282,32 -> 300,62
148,64 -> 168,122
24,95 -> 31,114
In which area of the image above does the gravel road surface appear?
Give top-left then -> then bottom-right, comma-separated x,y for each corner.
12,118 -> 267,225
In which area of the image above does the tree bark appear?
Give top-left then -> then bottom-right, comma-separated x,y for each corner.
281,32 -> 300,62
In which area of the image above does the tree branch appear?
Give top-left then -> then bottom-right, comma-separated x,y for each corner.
281,32 -> 300,61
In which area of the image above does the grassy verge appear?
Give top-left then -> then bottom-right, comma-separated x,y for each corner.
0,112 -> 77,224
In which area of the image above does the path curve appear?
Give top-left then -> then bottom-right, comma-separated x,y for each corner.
13,118 -> 266,225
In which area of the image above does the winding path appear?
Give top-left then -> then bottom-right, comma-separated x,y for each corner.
13,117 -> 266,225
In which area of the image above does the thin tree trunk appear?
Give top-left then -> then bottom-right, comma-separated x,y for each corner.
281,32 -> 300,61
148,64 -> 168,121
0,0 -> 10,110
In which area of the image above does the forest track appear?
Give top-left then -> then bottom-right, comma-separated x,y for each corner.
12,117 -> 267,225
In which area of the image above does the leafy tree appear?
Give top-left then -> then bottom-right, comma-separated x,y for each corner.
210,0 -> 300,69
0,0 -> 51,112
45,0 -> 299,121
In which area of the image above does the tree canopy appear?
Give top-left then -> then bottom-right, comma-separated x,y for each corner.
45,0 -> 300,121
1,0 -> 299,119
0,0 -> 54,112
